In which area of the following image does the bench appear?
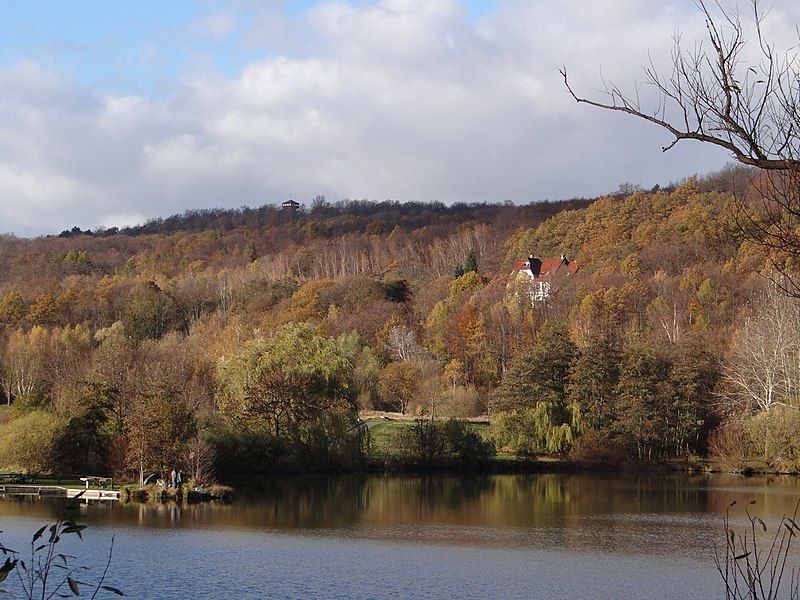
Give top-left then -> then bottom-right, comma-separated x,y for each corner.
79,476 -> 114,490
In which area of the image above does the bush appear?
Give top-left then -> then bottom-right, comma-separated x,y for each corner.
209,428 -> 289,475
746,407 -> 800,472
568,430 -> 633,469
443,420 -> 495,466
399,420 -> 447,464
0,410 -> 67,472
708,420 -> 754,472
437,386 -> 483,418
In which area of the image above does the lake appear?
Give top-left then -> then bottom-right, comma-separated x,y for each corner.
1,472 -> 799,599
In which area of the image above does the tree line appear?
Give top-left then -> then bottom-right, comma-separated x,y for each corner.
0,168 -> 793,478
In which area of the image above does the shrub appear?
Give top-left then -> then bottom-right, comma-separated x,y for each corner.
399,420 -> 446,464
437,386 -> 483,418
568,430 -> 632,469
209,428 -> 289,475
443,420 -> 495,466
746,407 -> 800,472
0,410 -> 66,472
708,420 -> 754,472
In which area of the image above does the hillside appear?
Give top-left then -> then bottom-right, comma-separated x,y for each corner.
0,172 -> 788,477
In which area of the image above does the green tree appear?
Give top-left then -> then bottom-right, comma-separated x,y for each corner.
127,391 -> 196,484
244,241 -> 257,263
490,403 -> 579,458
464,248 -> 478,274
52,383 -> 115,474
616,330 -> 671,459
491,321 -> 579,457
122,282 -> 175,341
667,333 -> 716,457
567,336 -> 619,432
215,323 -> 361,466
494,320 -> 576,412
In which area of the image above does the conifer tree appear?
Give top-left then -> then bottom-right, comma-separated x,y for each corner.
464,249 -> 478,274
568,336 -> 619,433
494,320 -> 576,413
616,329 -> 670,459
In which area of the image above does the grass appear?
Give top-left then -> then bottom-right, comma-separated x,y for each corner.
362,417 -> 574,470
365,420 -> 409,458
123,483 -> 233,503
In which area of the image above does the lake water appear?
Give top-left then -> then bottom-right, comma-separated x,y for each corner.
1,472 -> 799,599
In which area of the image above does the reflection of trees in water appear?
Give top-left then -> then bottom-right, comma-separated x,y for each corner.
3,474 -> 800,547
239,474 -> 371,529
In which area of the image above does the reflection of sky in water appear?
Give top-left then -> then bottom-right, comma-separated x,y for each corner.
0,473 -> 798,598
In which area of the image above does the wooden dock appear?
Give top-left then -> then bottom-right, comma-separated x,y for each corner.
0,484 -> 120,500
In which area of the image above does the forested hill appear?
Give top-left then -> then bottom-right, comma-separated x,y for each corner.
0,168 -> 788,478
52,197 -> 591,239
1,197 -> 590,286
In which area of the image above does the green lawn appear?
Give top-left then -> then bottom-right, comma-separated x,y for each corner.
364,419 -> 500,460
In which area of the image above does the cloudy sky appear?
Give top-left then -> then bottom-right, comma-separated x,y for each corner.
1,0 -> 798,236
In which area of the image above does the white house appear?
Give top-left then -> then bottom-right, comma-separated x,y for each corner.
510,254 -> 578,303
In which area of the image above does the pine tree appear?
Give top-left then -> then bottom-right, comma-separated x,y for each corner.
464,249 -> 478,274
667,333 -> 716,457
244,241 -> 257,262
494,320 -> 576,413
568,336 -> 619,433
615,329 -> 670,459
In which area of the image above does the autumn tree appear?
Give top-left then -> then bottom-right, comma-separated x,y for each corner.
216,323 -> 361,464
448,304 -> 490,385
562,0 -> 800,291
377,361 -> 421,415
0,290 -> 24,326
0,327 -> 51,403
28,294 -> 59,326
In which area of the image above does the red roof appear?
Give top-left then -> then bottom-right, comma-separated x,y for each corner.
512,258 -> 528,270
512,256 -> 578,281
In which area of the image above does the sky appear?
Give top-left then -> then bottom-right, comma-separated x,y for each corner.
0,0 -> 798,236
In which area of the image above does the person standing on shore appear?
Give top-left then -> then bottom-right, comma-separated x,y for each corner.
170,467 -> 177,488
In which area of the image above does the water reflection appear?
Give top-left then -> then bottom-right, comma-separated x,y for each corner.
3,473 -> 800,599
1,472 -> 798,556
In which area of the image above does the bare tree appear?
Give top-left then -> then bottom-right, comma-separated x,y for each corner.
562,0 -> 800,170
182,436 -> 217,485
385,325 -> 422,362
721,283 -> 800,414
562,0 -> 800,291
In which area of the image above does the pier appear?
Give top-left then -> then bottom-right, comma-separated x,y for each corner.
0,484 -> 120,500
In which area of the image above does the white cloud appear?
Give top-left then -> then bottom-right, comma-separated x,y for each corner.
1,0 -> 796,235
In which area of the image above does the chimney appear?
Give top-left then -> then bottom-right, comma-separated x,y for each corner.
528,256 -> 542,278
